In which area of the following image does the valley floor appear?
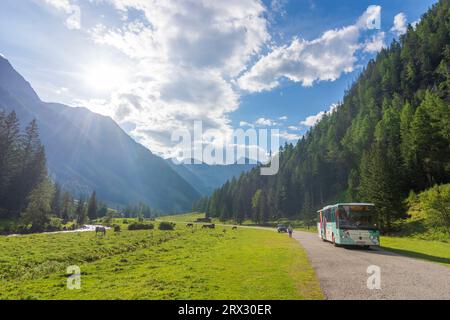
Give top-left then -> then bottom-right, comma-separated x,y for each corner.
0,223 -> 323,300
165,213 -> 450,267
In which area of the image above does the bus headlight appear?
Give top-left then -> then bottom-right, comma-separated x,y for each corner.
341,230 -> 350,238
370,235 -> 379,244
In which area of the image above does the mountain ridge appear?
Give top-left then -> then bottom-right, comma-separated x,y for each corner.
0,55 -> 200,212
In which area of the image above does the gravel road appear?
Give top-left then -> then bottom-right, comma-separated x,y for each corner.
293,231 -> 450,299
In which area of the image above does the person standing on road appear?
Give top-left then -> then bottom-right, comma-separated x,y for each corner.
288,225 -> 293,238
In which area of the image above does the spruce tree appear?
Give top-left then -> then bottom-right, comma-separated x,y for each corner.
87,191 -> 98,221
21,177 -> 54,231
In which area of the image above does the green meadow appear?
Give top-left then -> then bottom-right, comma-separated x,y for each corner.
0,221 -> 323,300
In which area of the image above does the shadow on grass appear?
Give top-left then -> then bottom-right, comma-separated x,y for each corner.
380,246 -> 450,266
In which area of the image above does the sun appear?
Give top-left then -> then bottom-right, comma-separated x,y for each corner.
83,63 -> 128,93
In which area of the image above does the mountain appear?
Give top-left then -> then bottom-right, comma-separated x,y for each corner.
167,158 -> 257,196
0,56 -> 201,212
198,0 -> 450,229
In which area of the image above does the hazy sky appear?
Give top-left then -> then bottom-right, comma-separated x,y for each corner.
0,0 -> 437,159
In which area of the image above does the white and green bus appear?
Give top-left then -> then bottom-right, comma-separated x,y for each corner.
317,203 -> 380,247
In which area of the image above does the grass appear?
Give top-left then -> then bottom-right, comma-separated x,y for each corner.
0,221 -> 323,300
160,212 -> 207,223
162,213 -> 316,231
381,236 -> 450,266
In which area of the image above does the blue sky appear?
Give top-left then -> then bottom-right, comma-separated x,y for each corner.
0,0 -> 437,160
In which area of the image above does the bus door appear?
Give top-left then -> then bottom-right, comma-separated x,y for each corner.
321,211 -> 327,238
319,211 -> 323,238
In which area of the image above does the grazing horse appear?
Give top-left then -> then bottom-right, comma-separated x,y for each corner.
202,224 -> 215,229
186,223 -> 194,227
232,226 -> 237,230
95,226 -> 106,236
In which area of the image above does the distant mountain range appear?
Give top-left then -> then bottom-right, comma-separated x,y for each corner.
0,56 -> 254,212
167,158 -> 256,196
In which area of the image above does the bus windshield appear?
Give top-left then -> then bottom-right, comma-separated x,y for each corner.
337,205 -> 377,230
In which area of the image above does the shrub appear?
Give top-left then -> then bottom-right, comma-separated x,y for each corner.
45,216 -> 63,231
122,219 -> 129,224
127,222 -> 154,230
158,221 -> 175,230
418,184 -> 450,233
113,224 -> 121,232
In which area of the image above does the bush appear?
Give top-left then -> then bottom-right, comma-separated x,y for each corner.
45,216 -> 63,231
418,184 -> 450,232
127,222 -> 154,230
158,221 -> 175,230
113,224 -> 121,232
122,219 -> 129,224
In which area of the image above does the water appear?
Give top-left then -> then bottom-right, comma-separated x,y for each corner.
6,224 -> 111,237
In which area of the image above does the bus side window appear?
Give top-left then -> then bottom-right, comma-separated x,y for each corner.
327,209 -> 333,222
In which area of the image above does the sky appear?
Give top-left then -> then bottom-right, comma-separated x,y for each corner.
0,0 -> 438,162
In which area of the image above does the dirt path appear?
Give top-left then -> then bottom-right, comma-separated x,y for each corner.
293,231 -> 450,300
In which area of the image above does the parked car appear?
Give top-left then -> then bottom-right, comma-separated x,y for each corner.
277,224 -> 288,233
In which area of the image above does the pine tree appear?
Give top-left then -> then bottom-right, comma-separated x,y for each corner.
14,119 -> 45,212
21,177 -> 54,231
87,191 -> 98,220
76,196 -> 87,225
251,189 -> 262,223
61,191 -> 73,222
359,145 -> 404,231
51,182 -> 62,217
410,92 -> 449,188
0,111 -> 20,207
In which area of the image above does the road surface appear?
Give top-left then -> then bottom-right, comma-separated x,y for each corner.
293,231 -> 450,300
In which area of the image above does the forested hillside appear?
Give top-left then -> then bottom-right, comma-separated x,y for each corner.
197,0 -> 450,231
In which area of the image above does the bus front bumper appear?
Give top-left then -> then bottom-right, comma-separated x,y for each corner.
337,229 -> 380,246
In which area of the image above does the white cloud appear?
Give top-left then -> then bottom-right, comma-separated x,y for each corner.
300,103 -> 338,127
55,86 -> 69,95
270,0 -> 287,17
275,130 -> 302,141
255,117 -> 277,126
84,0 -> 270,158
278,115 -> 288,121
363,31 -> 385,53
239,121 -> 254,128
391,13 -> 407,37
238,6 -> 381,92
300,111 -> 326,126
42,0 -> 72,12
40,0 -> 81,29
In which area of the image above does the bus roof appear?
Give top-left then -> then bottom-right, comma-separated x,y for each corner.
316,203 -> 375,213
